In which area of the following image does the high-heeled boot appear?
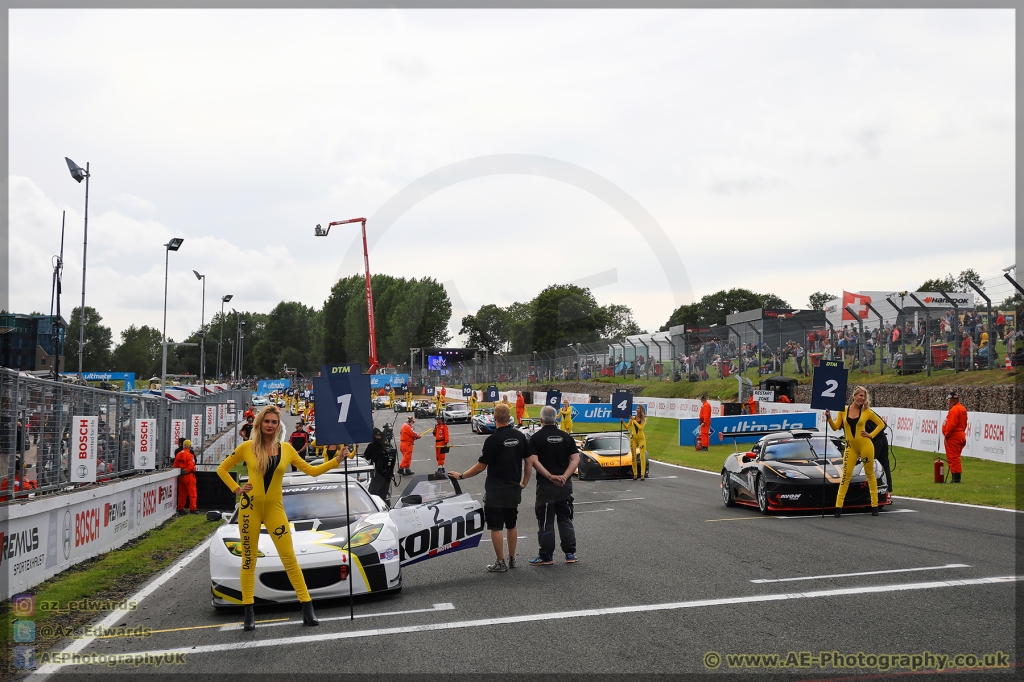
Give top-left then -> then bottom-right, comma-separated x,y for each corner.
301,601 -> 319,626
243,605 -> 256,631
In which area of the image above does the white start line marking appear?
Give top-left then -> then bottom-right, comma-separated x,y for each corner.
750,563 -> 972,584
42,575 -> 1021,667
220,603 -> 455,631
576,509 -> 615,514
575,498 -> 644,505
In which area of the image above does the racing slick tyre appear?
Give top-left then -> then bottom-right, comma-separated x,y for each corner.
756,474 -> 770,515
721,470 -> 736,507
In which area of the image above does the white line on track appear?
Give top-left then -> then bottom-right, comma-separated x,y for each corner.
890,495 -> 1024,514
776,509 -> 918,519
575,498 -> 644,505
45,575 -> 1021,666
481,536 -> 526,541
219,603 -> 455,631
30,536 -> 213,680
750,563 -> 971,584
648,459 -> 717,476
591,490 -> 631,493
576,509 -> 615,514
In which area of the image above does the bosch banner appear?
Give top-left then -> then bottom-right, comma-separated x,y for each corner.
217,403 -> 227,428
190,414 -> 202,443
171,419 -> 186,446
133,419 -> 157,470
70,416 -> 97,484
313,364 -> 374,444
205,405 -> 216,436
678,413 -> 819,446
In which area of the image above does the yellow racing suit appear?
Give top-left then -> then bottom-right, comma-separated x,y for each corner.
827,407 -> 884,509
216,441 -> 340,604
627,417 -> 647,479
558,405 -> 573,433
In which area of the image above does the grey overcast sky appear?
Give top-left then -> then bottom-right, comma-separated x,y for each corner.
9,8 -> 1015,344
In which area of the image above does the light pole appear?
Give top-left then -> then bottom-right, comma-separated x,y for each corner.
217,294 -> 233,381
65,157 -> 90,378
238,319 -> 248,384
161,238 -> 184,398
193,270 -> 206,390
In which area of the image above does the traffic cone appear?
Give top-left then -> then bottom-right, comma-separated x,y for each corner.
1007,354 -> 1013,371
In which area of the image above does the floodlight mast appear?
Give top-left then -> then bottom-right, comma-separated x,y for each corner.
315,218 -> 379,374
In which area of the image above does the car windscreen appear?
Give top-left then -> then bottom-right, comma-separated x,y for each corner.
762,438 -> 841,461
447,404 -> 469,412
400,476 -> 460,504
586,437 -> 628,452
281,483 -> 378,520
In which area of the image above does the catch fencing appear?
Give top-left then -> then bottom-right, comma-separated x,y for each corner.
0,368 -> 250,504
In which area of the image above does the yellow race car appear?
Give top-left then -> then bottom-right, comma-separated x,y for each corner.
575,432 -> 648,480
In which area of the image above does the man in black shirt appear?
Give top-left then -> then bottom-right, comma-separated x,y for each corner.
451,404 -> 529,573
289,422 -> 310,460
526,405 -> 581,565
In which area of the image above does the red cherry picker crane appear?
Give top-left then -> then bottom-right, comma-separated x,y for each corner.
315,218 -> 379,374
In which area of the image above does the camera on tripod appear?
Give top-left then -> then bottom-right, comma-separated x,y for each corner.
380,422 -> 397,477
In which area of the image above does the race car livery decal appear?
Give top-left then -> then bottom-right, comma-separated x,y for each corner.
400,508 -> 485,566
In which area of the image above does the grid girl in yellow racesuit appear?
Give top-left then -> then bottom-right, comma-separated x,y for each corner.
623,404 -> 648,481
557,400 -> 573,434
825,386 -> 884,518
217,405 -> 346,630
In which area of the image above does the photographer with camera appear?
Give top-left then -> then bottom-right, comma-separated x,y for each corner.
362,426 -> 397,501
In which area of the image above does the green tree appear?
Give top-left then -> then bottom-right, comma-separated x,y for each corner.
808,291 -> 836,311
251,302 -> 315,375
919,269 -> 984,293
65,306 -> 113,371
531,284 -> 611,352
111,325 -> 162,378
602,304 -> 643,339
660,288 -> 790,330
460,304 -> 508,352
322,274 -> 452,368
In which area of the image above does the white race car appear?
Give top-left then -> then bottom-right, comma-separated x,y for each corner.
209,471 -> 484,607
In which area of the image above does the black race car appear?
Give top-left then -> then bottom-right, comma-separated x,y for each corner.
413,400 -> 438,418
576,432 -> 649,481
721,430 -> 891,514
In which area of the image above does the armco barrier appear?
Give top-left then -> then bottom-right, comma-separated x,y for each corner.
0,469 -> 178,600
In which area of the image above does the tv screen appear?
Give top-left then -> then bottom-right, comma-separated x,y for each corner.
427,355 -> 447,371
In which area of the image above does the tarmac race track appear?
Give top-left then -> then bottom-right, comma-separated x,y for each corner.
28,408 -> 1020,678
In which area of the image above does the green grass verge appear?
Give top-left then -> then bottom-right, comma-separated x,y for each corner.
520,407 -> 1022,510
2,513 -> 215,659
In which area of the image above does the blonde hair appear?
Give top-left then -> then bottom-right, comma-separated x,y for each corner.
851,386 -> 871,409
635,404 -> 646,425
494,403 -> 511,425
252,405 -> 283,474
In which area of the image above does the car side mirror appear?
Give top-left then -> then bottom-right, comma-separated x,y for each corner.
400,494 -> 422,506
741,453 -> 756,462
370,494 -> 387,510
206,510 -> 223,522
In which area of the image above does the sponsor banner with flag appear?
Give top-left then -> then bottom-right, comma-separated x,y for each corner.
911,410 -> 941,452
191,414 -> 202,443
889,408 -> 916,449
70,416 -> 98,484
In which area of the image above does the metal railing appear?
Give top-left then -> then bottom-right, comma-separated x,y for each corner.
0,367 -> 250,503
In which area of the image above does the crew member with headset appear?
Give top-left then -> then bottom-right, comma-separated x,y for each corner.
942,391 -> 967,483
398,414 -> 420,476
216,405 -> 347,630
622,404 -> 648,481
433,414 -> 450,473
697,393 -> 711,451
289,421 -> 310,461
557,399 -> 573,434
825,385 -> 885,517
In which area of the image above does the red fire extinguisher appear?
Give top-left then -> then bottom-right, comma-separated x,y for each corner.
934,458 -> 946,483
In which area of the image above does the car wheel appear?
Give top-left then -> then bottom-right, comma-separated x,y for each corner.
722,470 -> 736,507
756,473 -> 770,514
